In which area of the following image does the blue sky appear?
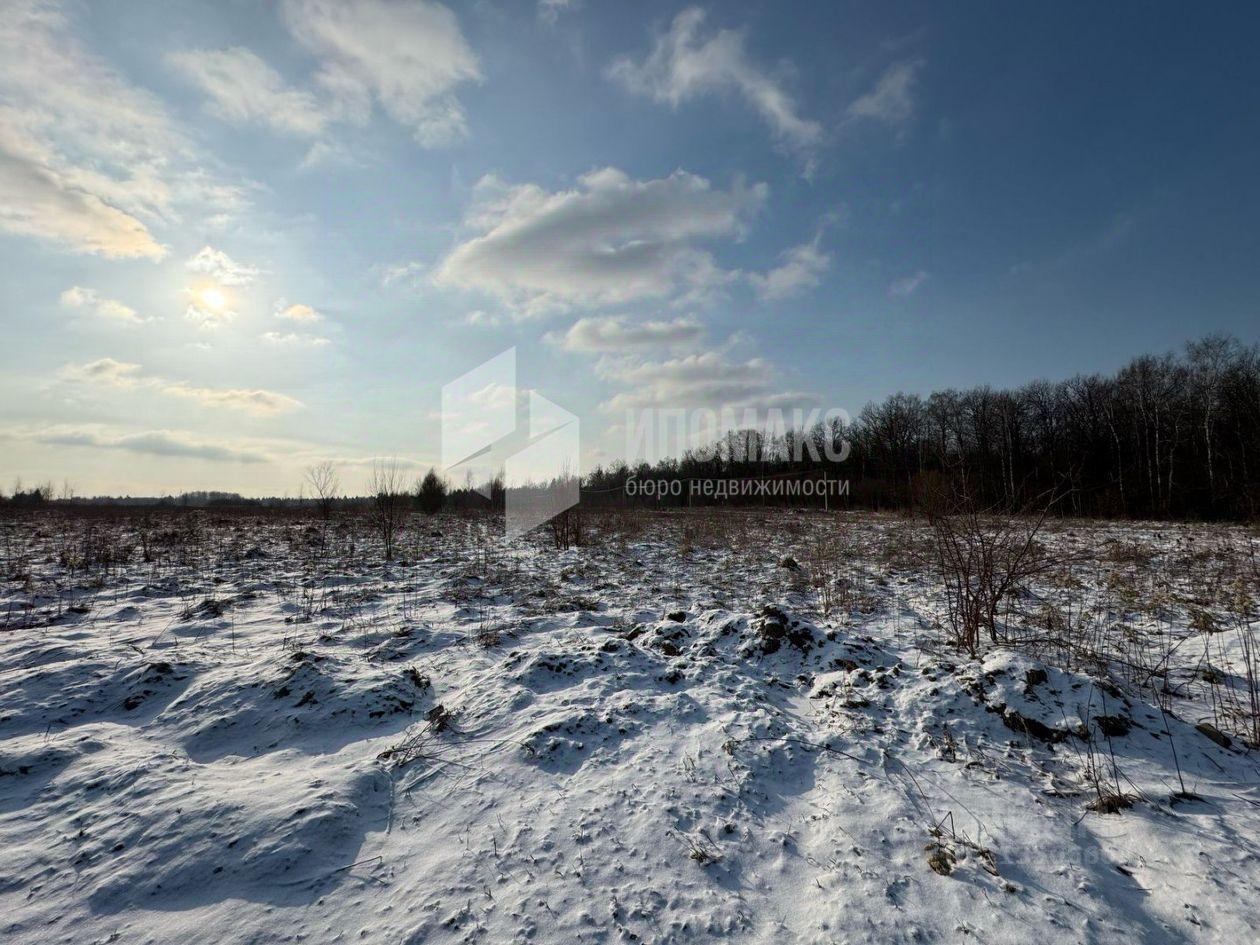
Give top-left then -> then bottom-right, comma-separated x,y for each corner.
1,0 -> 1258,495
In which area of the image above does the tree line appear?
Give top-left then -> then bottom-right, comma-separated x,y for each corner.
6,334 -> 1256,521
581,334 -> 1260,520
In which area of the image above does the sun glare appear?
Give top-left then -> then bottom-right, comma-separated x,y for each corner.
196,286 -> 227,312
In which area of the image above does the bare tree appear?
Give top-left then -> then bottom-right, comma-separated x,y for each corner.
305,462 -> 340,519
368,459 -> 408,561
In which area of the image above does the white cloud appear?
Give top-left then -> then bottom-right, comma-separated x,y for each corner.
62,358 -> 303,416
608,7 -> 821,152
161,382 -> 303,415
170,2 -> 480,150
888,270 -> 929,298
0,124 -> 168,259
0,3 -> 174,258
462,309 -> 502,328
185,246 -> 261,285
748,240 -> 830,301
168,47 -> 330,137
546,315 -> 703,353
846,60 -> 922,135
0,3 -> 248,259
598,350 -> 818,413
274,301 -> 323,321
379,260 -> 426,287
59,286 -> 146,324
434,167 -> 766,317
280,0 -> 481,146
262,330 -> 331,346
184,295 -> 236,328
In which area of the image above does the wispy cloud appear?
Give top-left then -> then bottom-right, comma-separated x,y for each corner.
170,1 -> 481,155
161,383 -> 303,415
59,286 -> 147,325
274,301 -> 323,321
597,350 -> 818,413
168,47 -> 331,137
546,315 -> 703,353
538,0 -> 581,25
29,426 -> 271,463
434,167 -> 765,317
186,246 -> 261,285
280,0 -> 481,146
748,239 -> 831,301
846,60 -> 923,137
0,123 -> 168,260
62,358 -> 303,416
64,357 -> 144,386
461,309 -> 503,328
262,330 -> 331,346
0,2 -> 173,259
888,270 -> 929,298
608,7 -> 821,153
0,2 -> 251,259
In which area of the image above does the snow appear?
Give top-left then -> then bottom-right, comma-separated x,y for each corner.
1,510 -> 1258,943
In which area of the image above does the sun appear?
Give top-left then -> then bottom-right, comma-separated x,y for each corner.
196,286 -> 227,312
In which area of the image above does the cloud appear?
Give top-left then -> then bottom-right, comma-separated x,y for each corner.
59,286 -> 146,324
846,60 -> 922,135
0,126 -> 168,259
608,7 -> 820,152
539,0 -> 580,24
0,3 -> 246,259
379,260 -> 427,287
160,382 -> 304,415
168,47 -> 331,137
298,138 -> 362,169
173,1 -> 480,151
888,270 -> 929,298
329,454 -> 431,471
748,240 -> 830,301
262,330 -> 331,346
186,245 -> 261,285
597,350 -> 818,413
546,315 -> 703,353
62,358 -> 303,416
434,167 -> 766,316
1008,212 -> 1136,277
462,309 -> 502,328
280,0 -> 481,146
184,295 -> 236,328
65,357 -> 144,386
31,426 -> 270,463
275,301 -> 323,321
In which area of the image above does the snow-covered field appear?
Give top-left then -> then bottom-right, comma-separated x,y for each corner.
1,509 -> 1258,944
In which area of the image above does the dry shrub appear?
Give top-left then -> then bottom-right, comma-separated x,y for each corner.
927,485 -> 1059,655
805,524 -> 848,618
368,459 -> 409,562
547,507 -> 584,549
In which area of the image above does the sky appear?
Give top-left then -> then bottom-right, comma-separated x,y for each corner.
1,0 -> 1258,497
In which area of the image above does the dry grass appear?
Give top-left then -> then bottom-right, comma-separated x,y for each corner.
2,503 -> 1257,744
